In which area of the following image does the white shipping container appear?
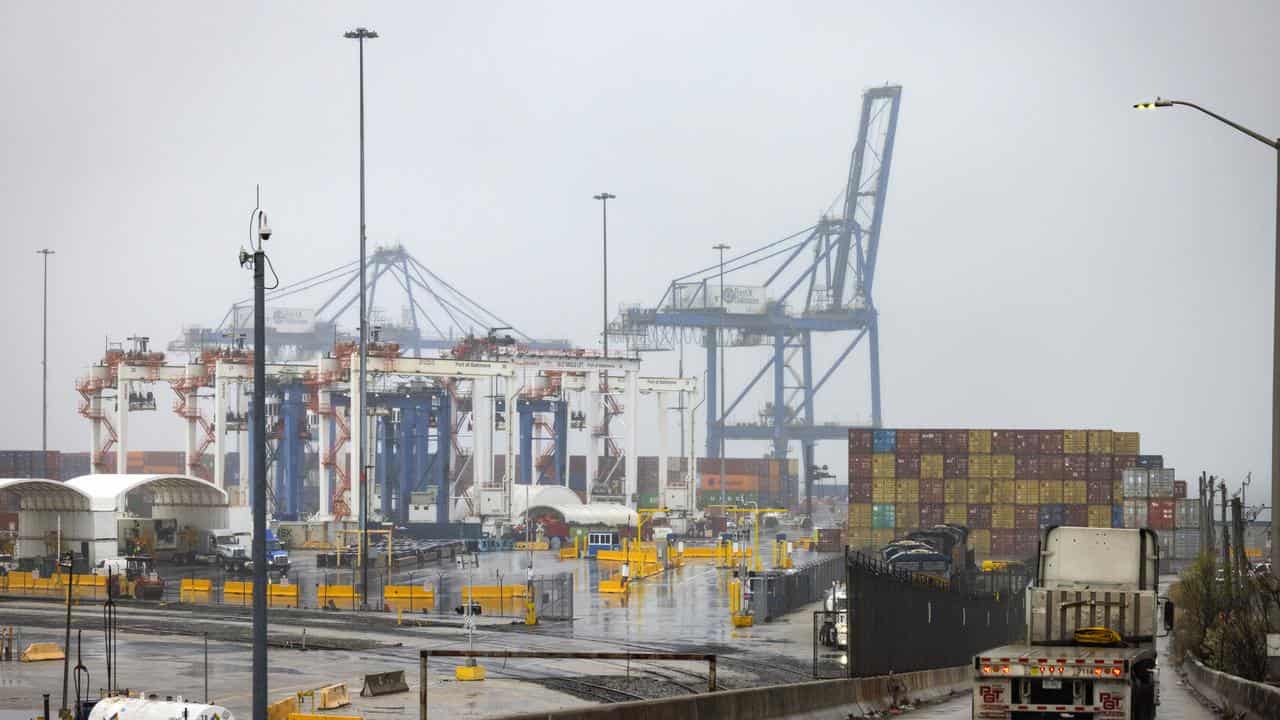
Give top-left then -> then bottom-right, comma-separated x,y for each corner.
1157,532 -> 1173,562
1123,499 -> 1148,529
1122,469 -> 1150,498
1174,529 -> 1201,560
1175,499 -> 1201,528
1149,468 -> 1175,498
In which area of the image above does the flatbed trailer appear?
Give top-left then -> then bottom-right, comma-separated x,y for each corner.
974,644 -> 1154,719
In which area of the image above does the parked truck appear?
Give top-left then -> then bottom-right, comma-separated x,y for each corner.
972,526 -> 1165,720
245,528 -> 290,575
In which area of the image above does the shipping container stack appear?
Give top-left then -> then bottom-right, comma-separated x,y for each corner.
0,450 -> 62,480
849,428 -> 1160,564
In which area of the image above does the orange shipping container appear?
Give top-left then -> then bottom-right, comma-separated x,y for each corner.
968,430 -> 992,454
967,478 -> 992,504
1113,432 -> 1140,455
1063,480 -> 1088,505
1087,504 -> 1112,528
872,453 -> 896,479
1039,480 -> 1063,504
1015,479 -> 1040,505
991,454 -> 1015,479
872,478 -> 896,504
896,503 -> 920,530
1062,430 -> 1088,454
944,503 -> 968,525
992,479 -> 1016,505
1087,430 -> 1114,455
944,479 -> 967,504
896,479 -> 920,503
968,454 -> 992,479
992,504 -> 1016,529
920,454 -> 944,480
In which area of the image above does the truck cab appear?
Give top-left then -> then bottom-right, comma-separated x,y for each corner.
973,526 -> 1164,720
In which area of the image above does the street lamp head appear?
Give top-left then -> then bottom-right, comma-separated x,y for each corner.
713,243 -> 730,251
594,192 -> 615,201
1133,98 -> 1172,110
344,27 -> 378,39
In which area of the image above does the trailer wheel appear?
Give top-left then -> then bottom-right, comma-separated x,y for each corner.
1132,659 -> 1156,720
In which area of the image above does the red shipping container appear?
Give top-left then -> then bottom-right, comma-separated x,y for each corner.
1039,430 -> 1064,454
920,502 -> 946,528
1086,480 -> 1113,504
895,453 -> 920,478
943,454 -> 968,479
919,430 -> 945,453
896,430 -> 921,453
944,430 -> 969,453
1014,456 -> 1040,481
992,529 -> 1018,557
1064,504 -> 1089,527
991,430 -> 1016,454
1063,455 -> 1088,481
1149,500 -> 1175,529
1016,529 -> 1041,554
1014,506 -> 1039,529
1172,481 -> 1187,499
967,504 -> 992,529
848,454 -> 872,480
849,429 -> 873,453
920,478 -> 945,503
1113,454 -> 1137,473
1039,455 -> 1064,479
1087,455 -> 1112,481
1013,430 -> 1040,456
849,479 -> 872,502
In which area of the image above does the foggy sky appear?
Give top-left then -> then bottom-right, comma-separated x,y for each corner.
2,1 -> 1277,500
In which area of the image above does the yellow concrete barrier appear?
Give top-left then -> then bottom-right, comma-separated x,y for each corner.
289,715 -> 363,720
598,577 -> 628,594
180,578 -> 213,592
315,683 -> 351,710
514,541 -> 549,551
224,580 -> 253,595
596,547 -> 658,564
384,585 -> 434,600
269,582 -> 299,607
317,584 -> 359,601
558,545 -> 579,560
680,546 -> 720,559
21,642 -> 65,662
266,695 -> 298,720
459,584 -> 527,599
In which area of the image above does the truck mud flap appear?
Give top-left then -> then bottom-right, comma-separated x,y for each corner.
360,669 -> 410,696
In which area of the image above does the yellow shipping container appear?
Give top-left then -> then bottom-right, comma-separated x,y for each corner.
920,454 -> 944,479
992,479 -> 1016,505
970,529 -> 992,555
944,479 -> 967,504
872,453 -> 896,479
992,504 -> 1016,529
847,528 -> 873,550
968,454 -> 992,478
896,478 -> 920,503
871,528 -> 896,548
1063,480 -> 1087,505
1088,430 -> 1114,455
991,454 -> 1015,479
848,503 -> 873,528
1087,505 -> 1112,528
944,503 -> 968,525
1039,480 -> 1063,504
872,478 -> 896,504
1015,479 -> 1040,505
968,429 -> 992,454
896,503 -> 920,529
1113,480 -> 1123,504
1063,430 -> 1088,454
967,478 -> 992,504
1113,431 -> 1140,455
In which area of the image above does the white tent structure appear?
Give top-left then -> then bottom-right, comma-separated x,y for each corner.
509,485 -> 637,527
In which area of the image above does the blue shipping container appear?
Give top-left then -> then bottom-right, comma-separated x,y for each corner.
872,429 -> 897,454
1111,505 -> 1124,529
1038,504 -> 1065,529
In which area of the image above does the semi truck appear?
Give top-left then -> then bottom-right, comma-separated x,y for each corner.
972,526 -> 1165,720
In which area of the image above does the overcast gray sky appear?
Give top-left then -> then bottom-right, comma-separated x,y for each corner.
2,1 -> 1277,499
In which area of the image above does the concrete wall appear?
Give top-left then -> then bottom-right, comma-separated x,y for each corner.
1182,655 -> 1279,720
497,665 -> 969,720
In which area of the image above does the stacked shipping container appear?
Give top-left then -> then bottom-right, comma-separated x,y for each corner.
0,450 -> 62,480
849,428 -> 1163,562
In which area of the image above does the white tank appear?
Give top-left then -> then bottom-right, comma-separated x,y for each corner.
88,697 -> 236,720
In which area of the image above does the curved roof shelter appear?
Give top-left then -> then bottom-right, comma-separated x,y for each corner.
509,485 -> 638,527
65,474 -> 228,512
0,478 -> 92,512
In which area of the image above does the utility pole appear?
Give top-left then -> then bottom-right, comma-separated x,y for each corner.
1221,479 -> 1229,573
594,193 -> 615,357
244,203 -> 271,720
345,25 -> 378,602
713,243 -> 730,509
36,249 -> 54,453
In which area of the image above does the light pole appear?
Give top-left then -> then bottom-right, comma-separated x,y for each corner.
712,243 -> 730,509
36,249 -> 53,452
594,193 -> 615,357
239,203 -> 272,720
1134,97 -> 1280,575
345,25 -> 378,600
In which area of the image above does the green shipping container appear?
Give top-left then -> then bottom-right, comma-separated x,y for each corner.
872,503 -> 896,529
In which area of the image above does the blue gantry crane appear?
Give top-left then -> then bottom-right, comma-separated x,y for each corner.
614,85 -> 902,515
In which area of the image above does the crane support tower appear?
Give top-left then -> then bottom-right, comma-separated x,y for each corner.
613,85 -> 901,516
